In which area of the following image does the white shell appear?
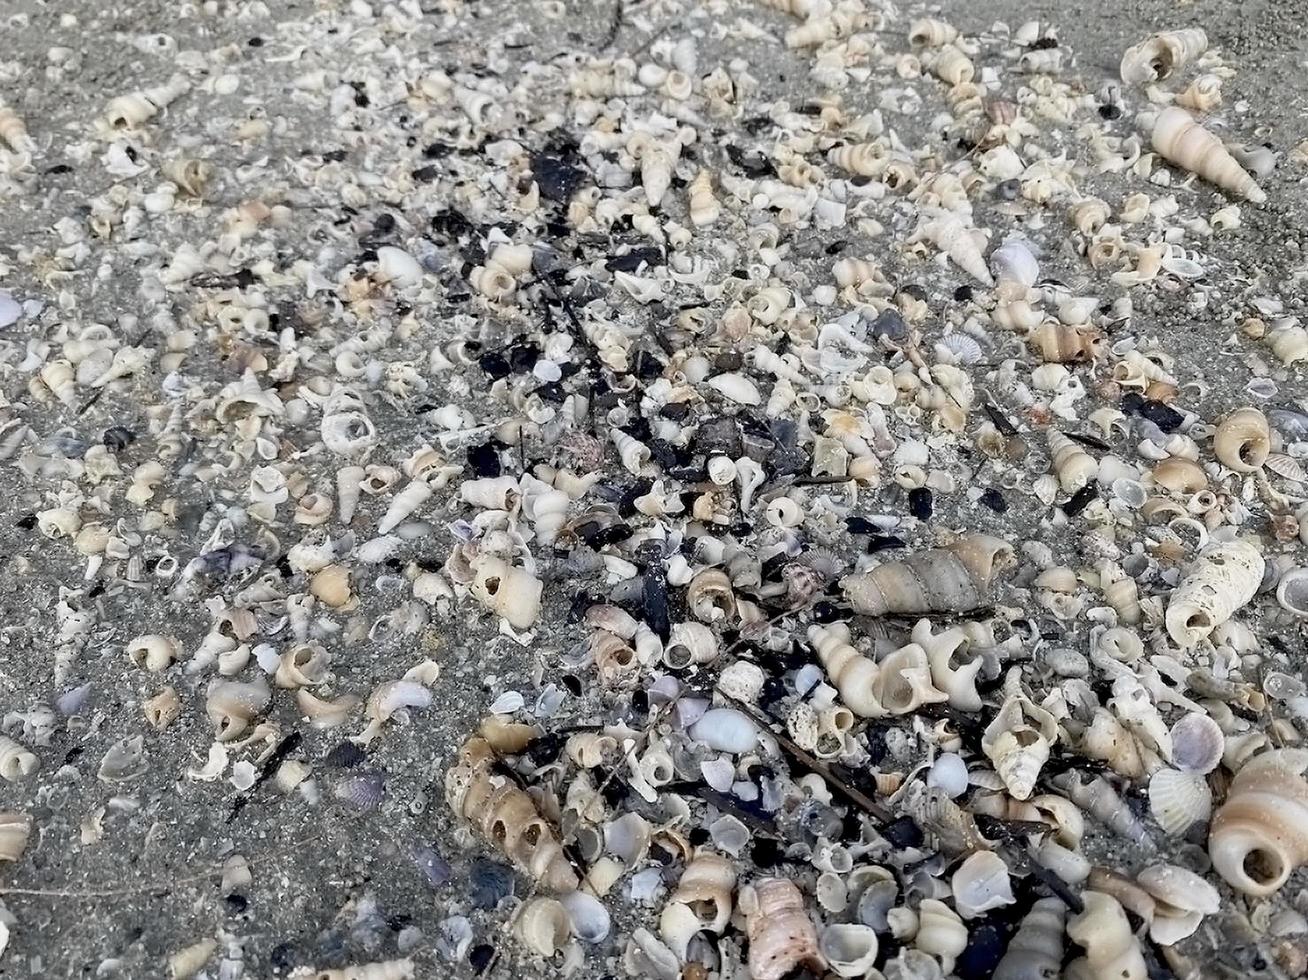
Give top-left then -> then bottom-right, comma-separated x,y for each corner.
819,924 -> 879,978
950,850 -> 1016,918
1148,767 -> 1213,835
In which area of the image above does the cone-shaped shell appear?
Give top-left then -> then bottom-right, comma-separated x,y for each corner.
841,534 -> 1014,616
994,896 -> 1065,980
1151,107 -> 1265,203
981,695 -> 1058,800
742,878 -> 825,980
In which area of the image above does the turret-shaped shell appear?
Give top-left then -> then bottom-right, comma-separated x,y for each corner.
741,878 -> 825,980
827,143 -> 883,177
1213,407 -> 1270,472
445,734 -> 578,893
913,619 -> 983,711
1066,891 -> 1147,980
982,693 -> 1058,800
809,623 -> 884,717
912,213 -> 993,285
687,168 -> 720,227
909,17 -> 958,48
660,853 -> 736,958
1209,749 -> 1308,897
914,899 -> 967,974
1120,29 -> 1207,86
841,534 -> 1015,616
872,642 -> 948,715
932,45 -> 974,86
687,567 -> 735,622
994,896 -> 1065,980
1151,107 -> 1265,203
1165,539 -> 1264,648
1047,430 -> 1098,492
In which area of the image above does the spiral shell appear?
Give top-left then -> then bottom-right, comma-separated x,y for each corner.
951,850 -> 1016,918
144,687 -> 182,730
809,623 -> 883,717
827,143 -> 883,177
932,45 -> 974,86
205,680 -> 271,742
1046,430 -> 1099,493
1030,322 -> 1103,363
1120,29 -> 1207,86
912,213 -> 992,285
742,877 -> 825,980
1213,406 -> 1270,472
1165,539 -> 1264,648
445,734 -> 578,893
872,642 -> 948,715
1067,891 -> 1148,980
0,103 -> 34,154
1209,750 -> 1308,897
1176,73 -> 1223,112
1152,107 -> 1265,203
994,896 -> 1065,980
687,567 -> 736,622
982,694 -> 1058,800
0,812 -> 31,862
0,736 -> 36,783
660,853 -> 737,957
841,534 -> 1015,616
517,897 -> 574,957
908,17 -> 958,48
469,554 -> 542,630
914,899 -> 967,974
126,634 -> 179,671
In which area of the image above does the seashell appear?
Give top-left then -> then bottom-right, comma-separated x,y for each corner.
622,928 -> 679,980
103,74 -> 189,128
810,623 -> 883,717
605,812 -> 651,866
445,734 -> 577,893
310,960 -> 414,980
1151,107 -> 1265,203
1268,326 -> 1308,365
688,168 -> 720,227
1169,713 -> 1224,774
819,924 -> 879,978
706,372 -> 761,406
1149,767 -> 1212,836
1030,323 -> 1102,363
1137,864 -> 1221,944
1165,539 -> 1264,648
0,737 -> 37,783
1067,891 -> 1148,980
310,563 -> 353,608
982,693 -> 1058,800
126,634 -> 179,671
469,554 -> 542,630
1176,73 -> 1223,112
841,534 -> 1015,616
0,103 -> 34,154
661,852 -> 736,956
912,213 -> 993,285
1120,29 -> 1207,86
0,812 -> 31,862
932,45 -> 974,86
297,689 -> 359,729
909,17 -> 958,47
1047,430 -> 1098,492
689,708 -> 758,753
1209,749 -> 1308,897
872,642 -> 948,714
951,850 -> 1016,918
378,479 -> 433,534
994,896 -> 1065,980
98,735 -> 147,782
1276,567 -> 1308,617
1152,457 -> 1207,493
663,621 -> 718,668
144,687 -> 182,729
914,899 -> 967,974
560,890 -> 611,944
687,567 -> 735,622
1213,406 -> 1270,472
741,877 -> 825,980
205,680 -> 271,742
990,238 -> 1039,287
517,897 -> 573,957
169,939 -> 217,980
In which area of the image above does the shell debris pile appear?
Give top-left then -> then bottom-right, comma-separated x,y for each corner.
1,0 -> 1308,977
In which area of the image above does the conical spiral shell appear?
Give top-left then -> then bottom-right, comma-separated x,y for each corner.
809,623 -> 884,717
1213,406 -> 1270,472
994,896 -> 1065,980
1176,73 -> 1223,112
1151,107 -> 1265,203
914,899 -> 967,973
1120,29 -> 1207,86
445,734 -> 578,893
1030,323 -> 1102,363
1209,750 -> 1308,897
932,45 -> 974,86
1067,891 -> 1148,980
668,853 -> 736,932
0,811 -> 31,862
909,18 -> 958,48
982,694 -> 1058,800
841,534 -> 1015,616
826,143 -> 883,177
1164,539 -> 1264,648
517,897 -> 574,957
742,877 -> 825,980
1047,430 -> 1099,492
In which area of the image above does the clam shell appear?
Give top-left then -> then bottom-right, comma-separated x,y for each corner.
1169,713 -> 1225,774
1148,768 -> 1212,835
819,924 -> 879,978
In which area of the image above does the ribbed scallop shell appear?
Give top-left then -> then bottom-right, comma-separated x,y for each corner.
1169,713 -> 1224,774
1148,767 -> 1212,835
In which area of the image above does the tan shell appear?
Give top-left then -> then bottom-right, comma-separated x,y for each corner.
1152,456 -> 1208,493
1047,430 -> 1099,493
1165,539 -> 1265,648
1152,107 -> 1266,203
1030,323 -> 1103,363
1210,750 -> 1308,897
932,44 -> 974,86
908,17 -> 958,47
445,734 -> 578,893
810,623 -> 884,717
1213,407 -> 1271,472
915,899 -> 968,974
0,812 -> 31,862
841,534 -> 1015,616
667,853 -> 736,933
742,877 -> 825,980
1148,767 -> 1213,836
1176,73 -> 1223,112
872,643 -> 949,715
687,567 -> 736,623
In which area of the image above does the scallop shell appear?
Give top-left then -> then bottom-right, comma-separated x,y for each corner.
1148,767 -> 1212,835
1169,713 -> 1224,774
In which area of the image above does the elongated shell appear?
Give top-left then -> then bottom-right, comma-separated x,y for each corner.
982,694 -> 1058,800
0,812 -> 31,862
1152,107 -> 1266,203
909,17 -> 958,47
1120,29 -> 1207,86
1165,539 -> 1264,648
872,642 -> 948,714
932,45 -> 974,86
742,877 -> 825,980
1213,407 -> 1270,472
445,734 -> 578,893
994,896 -> 1065,980
1031,323 -> 1102,363
1209,750 -> 1308,897
809,623 -> 883,717
1047,430 -> 1098,492
841,534 -> 1015,616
